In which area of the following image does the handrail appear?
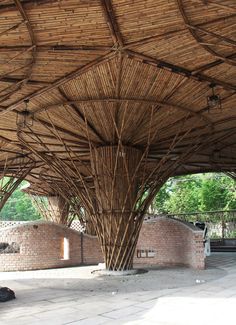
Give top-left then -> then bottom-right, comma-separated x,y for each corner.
167,210 -> 236,217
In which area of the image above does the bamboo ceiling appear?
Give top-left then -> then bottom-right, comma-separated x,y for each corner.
0,0 -> 235,194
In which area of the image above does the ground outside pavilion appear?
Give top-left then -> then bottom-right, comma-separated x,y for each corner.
0,252 -> 236,325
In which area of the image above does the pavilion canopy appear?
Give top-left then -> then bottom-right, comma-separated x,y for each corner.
0,0 -> 235,191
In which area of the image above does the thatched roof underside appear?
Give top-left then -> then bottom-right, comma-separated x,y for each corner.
0,0 -> 235,195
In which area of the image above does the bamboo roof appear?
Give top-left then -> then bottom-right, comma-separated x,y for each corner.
0,0 -> 235,194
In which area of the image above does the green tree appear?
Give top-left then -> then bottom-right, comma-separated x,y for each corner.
200,175 -> 236,211
154,173 -> 235,214
154,179 -> 172,213
0,182 -> 41,221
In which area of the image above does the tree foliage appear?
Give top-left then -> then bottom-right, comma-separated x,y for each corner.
154,173 -> 236,214
0,181 -> 41,221
0,173 -> 235,221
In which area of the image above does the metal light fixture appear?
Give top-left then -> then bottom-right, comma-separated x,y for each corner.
207,84 -> 222,112
16,99 -> 33,128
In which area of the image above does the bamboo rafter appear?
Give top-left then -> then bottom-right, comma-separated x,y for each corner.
125,13 -> 236,49
177,0 -> 236,67
199,0 -> 236,12
125,50 -> 236,91
0,0 -> 234,117
2,51 -> 116,115
0,0 -> 38,106
0,0 -> 60,12
31,96 -> 211,125
100,0 -> 124,47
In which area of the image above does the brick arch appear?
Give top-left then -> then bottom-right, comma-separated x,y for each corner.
0,221 -> 103,271
134,216 -> 205,269
0,218 -> 204,271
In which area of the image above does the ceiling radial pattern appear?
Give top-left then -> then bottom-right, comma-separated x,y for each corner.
0,0 -> 235,270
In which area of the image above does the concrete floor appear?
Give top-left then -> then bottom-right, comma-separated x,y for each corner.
0,253 -> 236,325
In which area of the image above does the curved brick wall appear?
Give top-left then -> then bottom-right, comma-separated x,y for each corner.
134,216 -> 205,269
0,221 -> 103,271
0,217 -> 204,271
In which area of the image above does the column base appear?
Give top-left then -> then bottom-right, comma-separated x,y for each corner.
93,268 -> 140,276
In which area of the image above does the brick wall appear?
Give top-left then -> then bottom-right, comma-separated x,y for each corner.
0,217 -> 204,271
0,221 -> 103,271
82,233 -> 103,265
134,216 -> 205,269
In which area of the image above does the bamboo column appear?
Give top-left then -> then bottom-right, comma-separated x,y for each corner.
91,145 -> 143,271
47,195 -> 70,225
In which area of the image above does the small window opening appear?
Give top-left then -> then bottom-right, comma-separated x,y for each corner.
137,248 -> 156,258
60,237 -> 70,260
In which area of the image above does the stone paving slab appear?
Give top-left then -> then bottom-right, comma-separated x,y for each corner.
68,315 -> 113,325
0,253 -> 236,324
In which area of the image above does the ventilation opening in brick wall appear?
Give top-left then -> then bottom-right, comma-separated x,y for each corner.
60,237 -> 70,260
0,242 -> 20,254
137,249 -> 156,258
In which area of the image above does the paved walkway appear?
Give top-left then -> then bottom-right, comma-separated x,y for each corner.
0,253 -> 236,325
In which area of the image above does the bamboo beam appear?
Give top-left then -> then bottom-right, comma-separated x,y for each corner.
125,49 -> 236,91
14,1 -> 36,49
100,0 -> 124,47
187,25 -> 236,48
0,87 -> 50,113
0,1 -> 38,105
198,42 -> 235,49
193,53 -> 236,73
125,13 -> 236,49
0,77 -> 50,86
0,21 -> 26,37
0,149 -> 21,155
3,45 -> 36,66
0,126 -> 87,147
115,53 -> 123,126
31,96 -> 212,126
13,0 -> 37,80
0,45 -> 112,52
0,79 -> 30,104
125,29 -> 187,49
177,0 -> 236,67
0,62 -> 33,83
2,51 -> 116,115
199,0 -> 236,12
0,0 -> 60,13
